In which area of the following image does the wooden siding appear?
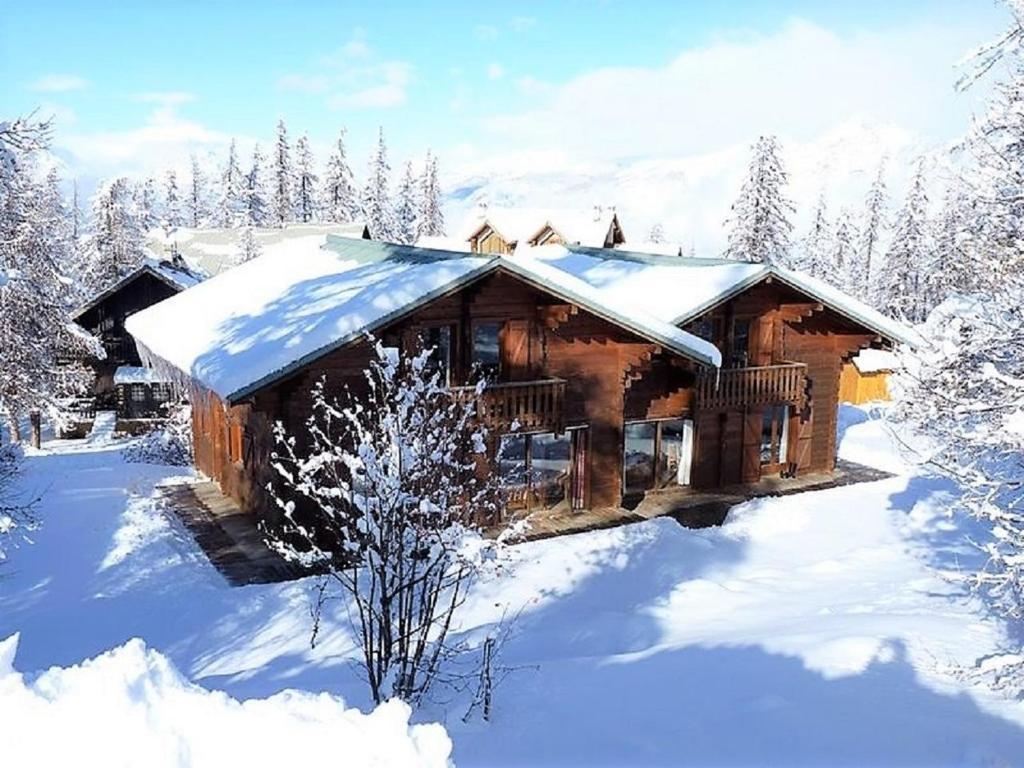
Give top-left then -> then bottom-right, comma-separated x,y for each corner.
839,363 -> 891,404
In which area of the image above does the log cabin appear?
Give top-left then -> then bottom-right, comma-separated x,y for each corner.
71,257 -> 202,420
464,207 -> 626,255
124,239 -> 912,529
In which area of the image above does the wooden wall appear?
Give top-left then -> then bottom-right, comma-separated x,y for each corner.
839,364 -> 891,404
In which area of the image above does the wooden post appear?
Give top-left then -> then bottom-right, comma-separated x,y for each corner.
29,409 -> 41,449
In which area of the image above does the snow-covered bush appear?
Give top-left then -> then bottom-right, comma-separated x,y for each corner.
267,340 -> 508,706
0,633 -> 453,768
0,443 -> 36,563
894,290 -> 1024,689
123,404 -> 194,467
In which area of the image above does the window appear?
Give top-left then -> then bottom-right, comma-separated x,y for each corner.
472,322 -> 501,379
760,405 -> 790,466
690,316 -> 720,344
497,430 -> 575,511
625,418 -> 694,495
731,318 -> 750,368
131,384 -> 147,403
418,325 -> 453,386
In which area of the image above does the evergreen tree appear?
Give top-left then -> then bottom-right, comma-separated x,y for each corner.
71,178 -> 81,241
236,226 -> 262,264
416,150 -> 445,239
163,169 -> 183,230
647,222 -> 666,244
85,177 -> 146,291
322,128 -> 359,224
723,135 -> 794,264
217,138 -> 245,228
188,154 -> 209,228
860,160 -> 889,292
271,119 -> 293,227
294,134 -> 319,223
929,178 -> 975,307
136,177 -> 159,232
797,192 -> 833,277
830,207 -> 859,294
878,160 -> 931,322
245,143 -> 269,227
394,160 -> 418,245
361,128 -> 396,241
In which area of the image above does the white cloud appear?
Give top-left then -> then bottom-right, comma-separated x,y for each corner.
487,62 -> 505,80
279,35 -> 412,109
27,74 -> 89,93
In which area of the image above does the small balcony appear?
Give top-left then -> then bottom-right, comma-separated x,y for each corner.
696,362 -> 807,411
452,378 -> 566,433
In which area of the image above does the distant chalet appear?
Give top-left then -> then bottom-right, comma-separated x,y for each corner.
124,236 -> 912,527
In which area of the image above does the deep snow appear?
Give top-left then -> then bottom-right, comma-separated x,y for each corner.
2,407 -> 1024,766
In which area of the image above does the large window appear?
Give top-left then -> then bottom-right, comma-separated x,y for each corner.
760,405 -> 790,466
625,418 -> 694,495
472,322 -> 501,379
417,325 -> 453,386
498,430 -> 576,511
730,318 -> 750,368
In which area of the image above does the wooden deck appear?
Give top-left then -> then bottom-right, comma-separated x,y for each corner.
156,481 -> 309,586
506,459 -> 894,542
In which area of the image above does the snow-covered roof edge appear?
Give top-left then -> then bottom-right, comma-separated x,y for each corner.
72,260 -> 204,321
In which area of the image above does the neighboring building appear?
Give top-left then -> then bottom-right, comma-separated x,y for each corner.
126,240 -> 911,526
71,256 -> 203,420
463,207 -> 626,255
839,349 -> 899,404
147,222 -> 371,277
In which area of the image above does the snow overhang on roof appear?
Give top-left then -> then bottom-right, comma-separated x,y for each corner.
125,240 -> 722,406
72,260 -> 203,321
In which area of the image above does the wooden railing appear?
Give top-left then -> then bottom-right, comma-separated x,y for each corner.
452,378 -> 566,433
696,362 -> 807,410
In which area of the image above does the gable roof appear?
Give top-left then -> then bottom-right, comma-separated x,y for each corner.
72,258 -> 204,321
125,241 -> 720,404
462,207 -> 621,249
527,245 -> 916,347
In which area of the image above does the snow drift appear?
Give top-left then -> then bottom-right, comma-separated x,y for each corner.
0,633 -> 452,768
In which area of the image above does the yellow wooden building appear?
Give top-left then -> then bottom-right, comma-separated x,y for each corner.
839,348 -> 899,404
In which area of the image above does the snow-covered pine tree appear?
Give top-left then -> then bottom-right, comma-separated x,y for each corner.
647,222 -> 666,244
235,226 -> 262,264
85,177 -> 146,291
723,135 -> 795,264
271,119 -> 293,227
322,128 -> 359,224
71,179 -> 81,241
217,138 -> 245,228
416,150 -> 445,239
394,160 -> 418,245
830,207 -> 860,295
928,178 -> 975,308
187,154 -> 210,228
0,130 -> 79,437
878,160 -> 931,322
245,143 -> 269,227
361,128 -> 397,241
163,169 -> 183,231
796,192 -> 834,278
293,134 -> 318,224
136,177 -> 159,232
860,160 -> 889,294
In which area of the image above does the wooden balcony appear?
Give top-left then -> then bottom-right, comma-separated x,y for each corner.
452,378 -> 566,433
696,362 -> 807,411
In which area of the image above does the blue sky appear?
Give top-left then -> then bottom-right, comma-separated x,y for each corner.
1,0 -> 1007,191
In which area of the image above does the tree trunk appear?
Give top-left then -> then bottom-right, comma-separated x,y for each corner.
30,410 -> 41,449
7,415 -> 21,444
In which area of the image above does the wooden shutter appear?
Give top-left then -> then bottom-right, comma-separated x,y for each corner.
502,320 -> 532,380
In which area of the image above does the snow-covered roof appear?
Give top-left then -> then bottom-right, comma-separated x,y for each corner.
524,245 -> 917,347
125,240 -> 720,403
114,366 -> 170,385
146,223 -> 370,277
460,207 -> 621,248
851,348 -> 900,374
72,258 -> 204,321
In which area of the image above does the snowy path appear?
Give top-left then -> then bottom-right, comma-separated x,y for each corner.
2,407 -> 1024,766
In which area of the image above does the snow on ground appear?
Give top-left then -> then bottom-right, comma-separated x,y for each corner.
0,633 -> 450,768
2,405 -> 1024,766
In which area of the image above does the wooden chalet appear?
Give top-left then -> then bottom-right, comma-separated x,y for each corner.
125,240 -> 912,530
465,207 -> 626,255
71,257 -> 202,420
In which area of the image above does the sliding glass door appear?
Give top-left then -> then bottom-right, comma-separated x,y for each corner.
624,418 -> 694,496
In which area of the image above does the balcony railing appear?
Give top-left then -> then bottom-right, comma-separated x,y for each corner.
452,378 -> 566,433
696,362 -> 807,411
